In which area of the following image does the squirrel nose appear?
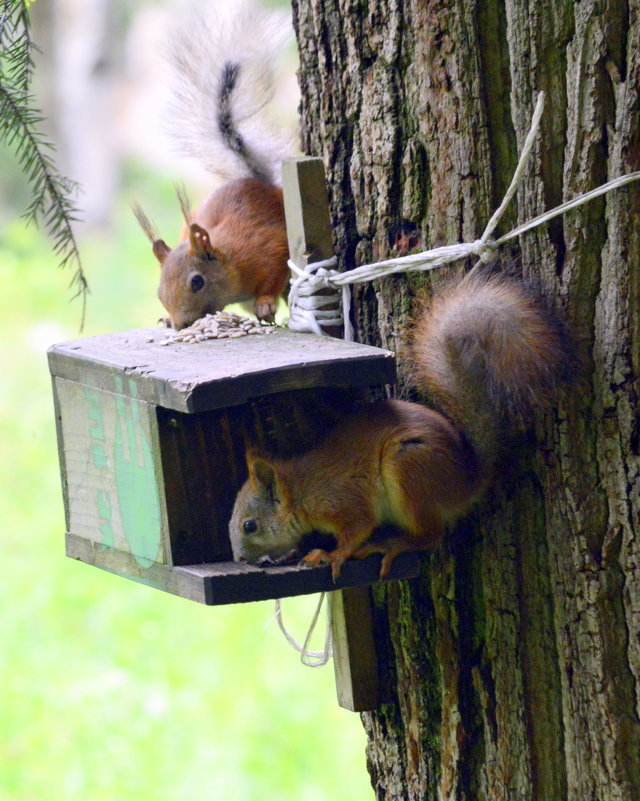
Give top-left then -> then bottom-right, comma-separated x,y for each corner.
171,314 -> 195,331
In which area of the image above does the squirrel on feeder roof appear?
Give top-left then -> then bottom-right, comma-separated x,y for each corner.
133,5 -> 292,331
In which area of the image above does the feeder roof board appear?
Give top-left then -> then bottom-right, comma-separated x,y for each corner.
48,327 -> 396,413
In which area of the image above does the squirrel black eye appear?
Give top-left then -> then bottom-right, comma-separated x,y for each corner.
243,519 -> 258,535
190,274 -> 205,293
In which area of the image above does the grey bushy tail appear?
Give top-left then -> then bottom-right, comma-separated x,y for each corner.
411,272 -> 573,472
165,2 -> 295,185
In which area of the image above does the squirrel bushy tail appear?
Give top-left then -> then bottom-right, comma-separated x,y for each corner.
165,2 -> 295,185
411,272 -> 571,472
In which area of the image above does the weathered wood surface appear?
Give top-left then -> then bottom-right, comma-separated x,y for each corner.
330,587 -> 380,712
54,375 -> 169,566
53,332 -> 408,604
283,157 -> 335,267
293,0 -> 640,799
66,533 -> 422,606
155,404 -> 244,565
51,330 -> 401,604
53,372 -> 393,573
48,327 -> 395,413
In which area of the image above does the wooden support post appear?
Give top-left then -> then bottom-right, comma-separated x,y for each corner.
282,157 -> 343,339
281,156 -> 380,711
330,587 -> 379,711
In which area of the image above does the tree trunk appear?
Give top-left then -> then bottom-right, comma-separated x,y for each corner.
292,1 -> 640,799
49,0 -> 120,229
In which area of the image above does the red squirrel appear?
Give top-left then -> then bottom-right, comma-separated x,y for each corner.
133,9 -> 292,330
229,272 -> 572,579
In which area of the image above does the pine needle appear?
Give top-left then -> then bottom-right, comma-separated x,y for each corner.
0,0 -> 88,328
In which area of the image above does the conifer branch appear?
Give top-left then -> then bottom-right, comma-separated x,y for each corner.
0,0 -> 88,326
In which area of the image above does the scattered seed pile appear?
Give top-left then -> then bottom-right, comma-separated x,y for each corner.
156,311 -> 277,345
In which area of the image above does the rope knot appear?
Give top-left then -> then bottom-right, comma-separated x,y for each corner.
303,272 -> 327,292
313,267 -> 338,289
472,239 -> 498,264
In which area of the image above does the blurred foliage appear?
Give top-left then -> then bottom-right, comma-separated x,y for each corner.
1,1 -> 372,797
0,0 -> 87,314
0,162 -> 372,801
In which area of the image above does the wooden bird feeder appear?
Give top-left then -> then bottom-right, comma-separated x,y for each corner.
48,158 -> 421,711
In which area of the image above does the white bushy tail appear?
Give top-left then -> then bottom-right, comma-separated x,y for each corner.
165,1 -> 296,185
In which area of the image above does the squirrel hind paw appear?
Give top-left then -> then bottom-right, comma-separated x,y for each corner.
353,534 -> 427,579
302,548 -> 332,568
352,543 -> 395,577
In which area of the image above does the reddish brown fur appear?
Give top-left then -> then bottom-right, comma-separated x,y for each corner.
230,273 -> 570,578
155,178 -> 289,329
240,400 -> 483,578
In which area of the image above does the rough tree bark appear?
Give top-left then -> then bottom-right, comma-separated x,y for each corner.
292,1 -> 640,800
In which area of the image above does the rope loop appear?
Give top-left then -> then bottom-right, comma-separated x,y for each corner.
274,593 -> 333,668
287,256 -> 346,337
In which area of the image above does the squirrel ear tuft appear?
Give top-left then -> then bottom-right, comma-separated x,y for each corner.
249,457 -> 279,502
152,239 -> 171,264
131,203 -> 170,264
188,224 -> 223,261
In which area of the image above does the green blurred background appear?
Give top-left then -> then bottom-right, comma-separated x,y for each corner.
0,1 -> 372,799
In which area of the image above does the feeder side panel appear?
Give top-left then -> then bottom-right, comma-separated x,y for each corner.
54,376 -> 169,567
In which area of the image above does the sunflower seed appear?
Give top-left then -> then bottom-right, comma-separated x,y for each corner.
154,310 -> 279,345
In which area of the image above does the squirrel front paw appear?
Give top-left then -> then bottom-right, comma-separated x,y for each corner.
303,548 -> 349,581
254,296 -> 277,323
255,548 -> 300,567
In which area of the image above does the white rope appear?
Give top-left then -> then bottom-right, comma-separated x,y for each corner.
492,170 -> 640,244
479,90 -> 546,244
286,89 -> 640,337
287,257 -> 354,340
274,592 -> 333,667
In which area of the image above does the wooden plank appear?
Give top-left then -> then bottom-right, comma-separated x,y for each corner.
330,587 -> 380,711
55,376 -> 169,567
282,157 -> 335,266
47,328 -> 395,413
282,157 -> 343,338
51,376 -> 71,529
66,532 -> 422,605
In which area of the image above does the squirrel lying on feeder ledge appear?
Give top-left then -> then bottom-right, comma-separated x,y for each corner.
133,8 -> 291,331
229,272 -> 572,579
